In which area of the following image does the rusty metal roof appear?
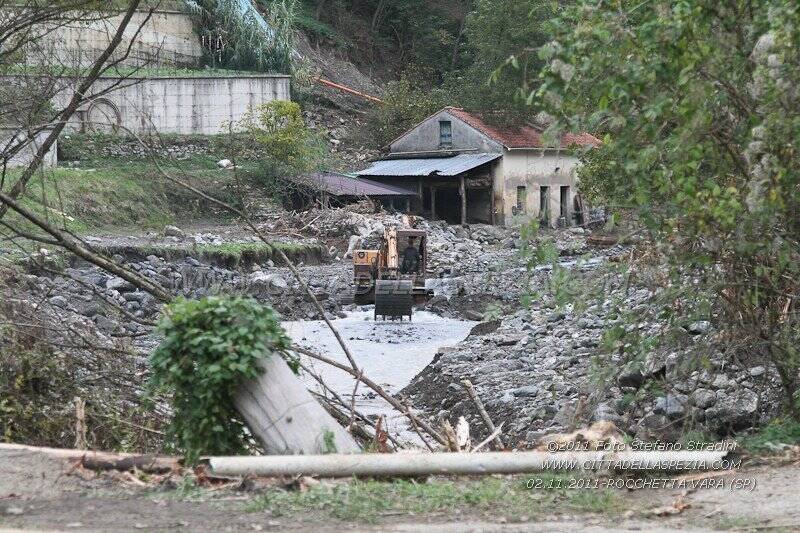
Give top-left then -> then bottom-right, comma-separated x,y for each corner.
356,153 -> 501,177
290,172 -> 416,197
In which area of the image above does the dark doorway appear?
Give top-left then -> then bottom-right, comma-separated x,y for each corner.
435,187 -> 461,224
560,186 -> 570,221
466,188 -> 492,223
516,186 -> 527,214
540,186 -> 550,223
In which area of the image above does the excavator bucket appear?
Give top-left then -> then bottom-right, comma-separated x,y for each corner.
374,280 -> 414,320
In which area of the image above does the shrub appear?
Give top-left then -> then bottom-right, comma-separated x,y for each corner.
149,296 -> 291,463
234,100 -> 327,182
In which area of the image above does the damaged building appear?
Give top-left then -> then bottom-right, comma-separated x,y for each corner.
356,107 -> 601,227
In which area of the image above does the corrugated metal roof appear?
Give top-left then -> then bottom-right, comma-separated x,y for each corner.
290,172 -> 416,196
356,153 -> 501,177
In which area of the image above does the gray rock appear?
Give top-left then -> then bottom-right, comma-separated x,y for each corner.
250,272 -> 288,293
94,314 -> 117,334
712,374 -> 731,389
163,225 -> 186,239
105,277 -> 134,292
705,389 -> 759,431
495,334 -> 525,347
691,388 -> 717,409
653,393 -> 687,418
75,301 -> 101,317
593,402 -> 622,423
686,320 -> 712,335
749,366 -> 766,377
48,295 -> 68,308
464,310 -> 484,321
617,366 -> 644,388
511,385 -> 539,397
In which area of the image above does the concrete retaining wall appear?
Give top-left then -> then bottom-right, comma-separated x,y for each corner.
23,10 -> 202,68
0,129 -> 57,169
54,75 -> 291,135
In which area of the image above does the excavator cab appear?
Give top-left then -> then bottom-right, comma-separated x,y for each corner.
352,227 -> 433,320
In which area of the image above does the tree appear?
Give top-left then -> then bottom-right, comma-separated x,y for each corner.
439,0 -> 562,121
532,1 -> 800,416
236,100 -> 326,178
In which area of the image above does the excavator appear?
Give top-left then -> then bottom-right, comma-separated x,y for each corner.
352,227 -> 434,320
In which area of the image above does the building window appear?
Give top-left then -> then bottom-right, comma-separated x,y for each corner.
516,186 -> 527,214
439,120 -> 452,148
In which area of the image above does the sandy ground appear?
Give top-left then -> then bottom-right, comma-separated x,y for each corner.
2,448 -> 799,532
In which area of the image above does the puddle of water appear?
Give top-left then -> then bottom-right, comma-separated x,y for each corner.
283,308 -> 475,441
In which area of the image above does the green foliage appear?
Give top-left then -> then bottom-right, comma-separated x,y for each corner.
530,0 -> 800,417
236,100 -> 326,178
186,0 -> 297,72
0,293 -> 164,451
149,296 -> 291,463
450,0 -> 559,120
246,475 -> 623,522
737,418 -> 800,454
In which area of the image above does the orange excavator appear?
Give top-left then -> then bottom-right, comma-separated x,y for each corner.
352,227 -> 433,320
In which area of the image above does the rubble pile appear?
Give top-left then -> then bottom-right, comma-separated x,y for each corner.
403,270 -> 782,445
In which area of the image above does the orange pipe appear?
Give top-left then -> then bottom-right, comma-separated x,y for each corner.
314,77 -> 384,104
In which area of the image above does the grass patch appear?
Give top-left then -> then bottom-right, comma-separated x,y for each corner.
245,475 -> 624,524
737,418 -> 800,454
4,159 -> 249,234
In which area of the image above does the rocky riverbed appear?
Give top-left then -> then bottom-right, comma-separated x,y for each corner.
1,208 -> 783,448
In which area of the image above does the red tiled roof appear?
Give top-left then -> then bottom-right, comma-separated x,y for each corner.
444,107 -> 601,149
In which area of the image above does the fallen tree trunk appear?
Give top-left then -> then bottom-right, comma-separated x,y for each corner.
209,450 -> 730,478
234,355 -> 360,455
0,443 -> 179,473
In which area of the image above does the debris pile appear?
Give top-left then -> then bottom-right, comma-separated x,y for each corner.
403,265 -> 783,445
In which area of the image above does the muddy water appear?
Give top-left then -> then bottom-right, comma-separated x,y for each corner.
284,309 -> 475,441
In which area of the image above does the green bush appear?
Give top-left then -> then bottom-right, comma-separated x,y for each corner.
529,0 -> 800,418
235,100 -> 327,181
149,296 -> 291,463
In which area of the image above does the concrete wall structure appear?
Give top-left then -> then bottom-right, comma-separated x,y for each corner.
0,129 -> 57,169
23,10 -> 202,68
51,75 -> 291,135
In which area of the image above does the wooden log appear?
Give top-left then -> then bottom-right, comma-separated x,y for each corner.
0,443 -> 180,473
460,379 -> 504,450
233,354 -> 360,455
209,450 -> 730,478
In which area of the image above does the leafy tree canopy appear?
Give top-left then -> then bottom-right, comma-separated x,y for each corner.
530,0 -> 800,415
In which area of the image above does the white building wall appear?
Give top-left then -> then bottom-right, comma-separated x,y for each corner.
496,148 -> 581,227
390,110 -> 503,153
52,75 -> 291,135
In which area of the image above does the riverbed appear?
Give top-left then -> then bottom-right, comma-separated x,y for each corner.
284,308 -> 475,441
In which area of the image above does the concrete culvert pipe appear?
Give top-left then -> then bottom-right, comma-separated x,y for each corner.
208,450 -> 731,478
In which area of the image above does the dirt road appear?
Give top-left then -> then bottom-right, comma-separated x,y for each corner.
2,449 -> 798,532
